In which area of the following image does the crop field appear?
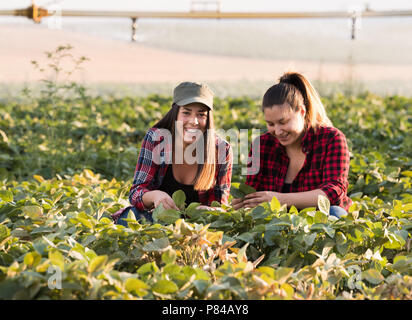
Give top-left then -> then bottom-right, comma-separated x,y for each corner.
0,49 -> 411,300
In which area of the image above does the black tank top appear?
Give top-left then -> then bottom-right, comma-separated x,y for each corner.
158,165 -> 199,205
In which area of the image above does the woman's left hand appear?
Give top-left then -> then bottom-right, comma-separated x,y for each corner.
242,191 -> 281,208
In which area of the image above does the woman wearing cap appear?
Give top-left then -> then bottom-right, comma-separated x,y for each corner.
112,82 -> 233,225
232,72 -> 351,218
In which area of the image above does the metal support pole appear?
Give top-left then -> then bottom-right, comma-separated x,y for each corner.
351,16 -> 356,40
131,17 -> 137,42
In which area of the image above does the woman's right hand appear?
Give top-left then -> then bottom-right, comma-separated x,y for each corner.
143,190 -> 180,210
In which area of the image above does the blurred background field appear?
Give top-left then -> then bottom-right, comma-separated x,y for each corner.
1,0 -> 412,98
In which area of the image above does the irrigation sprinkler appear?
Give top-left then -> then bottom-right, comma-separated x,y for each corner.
1,1 -> 412,41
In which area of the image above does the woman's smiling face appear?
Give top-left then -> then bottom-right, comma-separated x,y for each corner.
176,103 -> 209,146
264,103 -> 306,148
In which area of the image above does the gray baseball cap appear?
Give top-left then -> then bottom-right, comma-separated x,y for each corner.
173,82 -> 214,110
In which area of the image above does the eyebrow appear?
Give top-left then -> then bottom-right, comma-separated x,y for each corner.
265,117 -> 287,123
182,107 -> 208,113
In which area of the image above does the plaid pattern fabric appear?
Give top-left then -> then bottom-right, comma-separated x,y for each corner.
112,128 -> 233,223
246,126 -> 352,210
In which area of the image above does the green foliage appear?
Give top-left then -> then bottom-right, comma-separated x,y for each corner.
230,183 -> 256,199
0,47 -> 411,299
0,172 -> 411,299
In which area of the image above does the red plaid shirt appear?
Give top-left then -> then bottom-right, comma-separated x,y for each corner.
113,128 -> 232,221
246,126 -> 352,210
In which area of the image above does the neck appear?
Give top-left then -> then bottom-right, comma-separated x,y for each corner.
286,142 -> 302,155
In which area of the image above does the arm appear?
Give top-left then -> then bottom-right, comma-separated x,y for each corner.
217,141 -> 233,205
232,135 -> 263,209
240,189 -> 327,209
245,135 -> 263,191
235,129 -> 350,210
129,129 -> 164,211
318,129 -> 350,207
142,190 -> 179,210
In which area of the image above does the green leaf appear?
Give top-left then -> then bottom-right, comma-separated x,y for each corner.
270,196 -> 281,212
164,264 -> 181,276
157,209 -> 181,224
161,248 -> 177,264
289,205 -> 298,215
401,170 -> 412,177
185,202 -> 201,218
317,195 -> 330,215
211,201 -> 221,207
125,278 -> 148,297
274,267 -> 294,284
193,280 -> 209,294
314,211 -> 328,224
258,266 -> 276,279
0,225 -> 10,242
237,232 -> 255,243
172,190 -> 186,210
22,205 -> 43,220
77,217 -> 93,229
152,203 -> 180,224
152,279 -> 179,294
239,183 -> 256,195
362,268 -> 384,285
0,190 -> 13,202
152,203 -> 164,221
392,256 -> 412,273
194,268 -> 211,281
383,232 -> 405,249
299,207 -> 317,216
24,251 -> 42,268
142,237 -> 170,252
88,255 -> 108,273
335,231 -> 347,245
48,249 -> 65,271
127,209 -> 136,221
230,187 -> 245,199
251,206 -> 267,219
311,224 -> 335,238
138,262 -> 159,276
303,233 -> 317,247
33,175 -> 45,183
237,243 -> 249,262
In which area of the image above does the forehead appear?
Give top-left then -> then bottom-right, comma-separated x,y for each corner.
180,103 -> 209,112
263,103 -> 294,121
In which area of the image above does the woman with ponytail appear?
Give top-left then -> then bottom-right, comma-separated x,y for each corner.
232,72 -> 351,218
112,82 -> 233,225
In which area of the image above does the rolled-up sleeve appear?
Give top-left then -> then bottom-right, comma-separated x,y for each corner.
216,141 -> 233,205
245,135 -> 264,191
319,130 -> 350,207
129,129 -> 160,211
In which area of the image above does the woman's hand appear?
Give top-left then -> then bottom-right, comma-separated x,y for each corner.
231,197 -> 245,210
242,191 -> 281,208
143,190 -> 180,210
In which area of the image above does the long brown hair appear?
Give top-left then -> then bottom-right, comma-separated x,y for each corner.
153,103 -> 216,191
262,72 -> 332,130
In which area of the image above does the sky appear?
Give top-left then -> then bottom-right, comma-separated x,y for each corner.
1,0 -> 412,11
